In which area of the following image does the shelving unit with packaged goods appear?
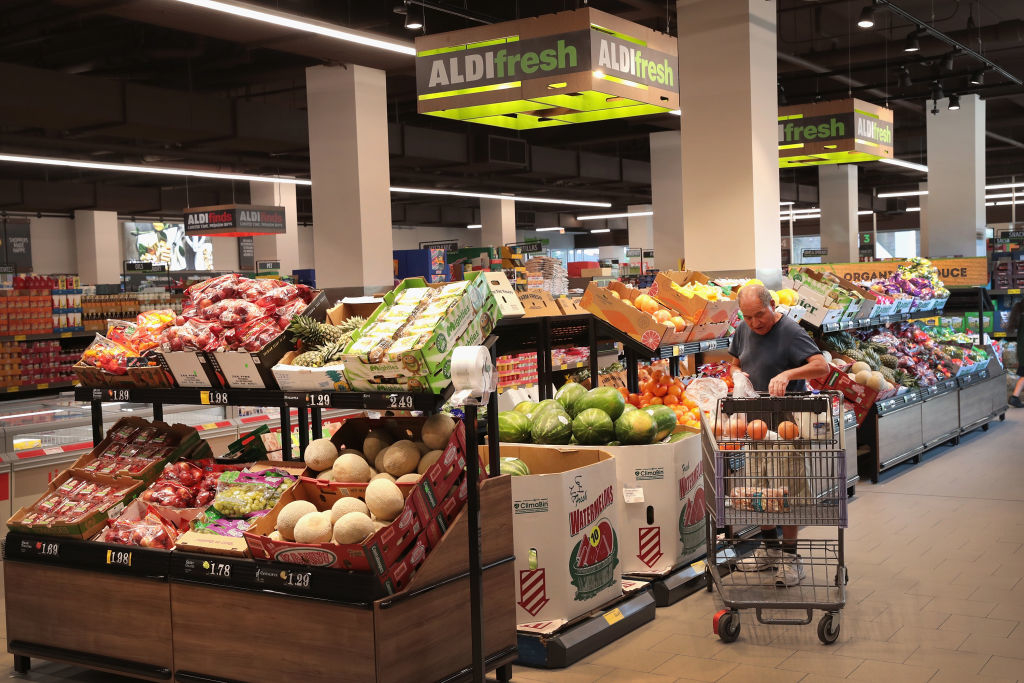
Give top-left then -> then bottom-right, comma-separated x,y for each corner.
494,315 -> 599,400
8,335 -> 513,683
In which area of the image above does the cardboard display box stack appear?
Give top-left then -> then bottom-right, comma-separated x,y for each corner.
647,271 -> 741,341
581,280 -> 693,349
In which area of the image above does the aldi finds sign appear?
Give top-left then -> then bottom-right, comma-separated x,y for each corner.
184,204 -> 286,237
779,98 -> 894,168
415,7 -> 678,130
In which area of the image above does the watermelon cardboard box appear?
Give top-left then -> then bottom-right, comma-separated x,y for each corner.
491,444 -> 622,631
581,432 -> 705,576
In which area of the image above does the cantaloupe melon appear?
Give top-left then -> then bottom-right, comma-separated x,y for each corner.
362,430 -> 393,461
417,449 -> 443,474
330,497 -> 369,524
293,511 -> 333,543
396,473 -> 421,484
268,530 -> 283,542
421,414 -> 456,450
332,452 -> 372,483
854,370 -> 873,385
414,440 -> 430,455
365,479 -> 404,522
316,469 -> 332,481
865,371 -> 885,391
303,438 -> 338,472
371,472 -> 396,482
382,440 -> 420,477
333,512 -> 375,544
339,448 -> 369,466
276,500 -> 318,541
850,361 -> 871,375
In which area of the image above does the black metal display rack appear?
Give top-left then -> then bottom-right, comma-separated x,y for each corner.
10,337 -> 511,683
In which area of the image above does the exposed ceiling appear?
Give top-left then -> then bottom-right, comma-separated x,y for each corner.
0,0 -> 1022,231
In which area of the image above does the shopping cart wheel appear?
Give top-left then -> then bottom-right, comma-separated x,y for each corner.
817,613 -> 840,644
713,609 -> 740,643
982,423 -> 990,431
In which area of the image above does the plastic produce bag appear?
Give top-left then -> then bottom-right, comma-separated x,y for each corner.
731,370 -> 759,399
81,334 -> 134,374
101,506 -> 180,549
210,469 -> 295,518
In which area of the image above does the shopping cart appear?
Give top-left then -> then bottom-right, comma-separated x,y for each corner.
700,391 -> 848,644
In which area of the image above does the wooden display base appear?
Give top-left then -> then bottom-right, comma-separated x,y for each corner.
4,477 -> 515,683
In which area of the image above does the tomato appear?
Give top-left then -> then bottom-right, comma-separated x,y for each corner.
667,384 -> 682,397
663,394 -> 679,406
627,393 -> 641,406
652,383 -> 668,397
649,397 -> 663,405
652,370 -> 664,382
618,386 -> 629,398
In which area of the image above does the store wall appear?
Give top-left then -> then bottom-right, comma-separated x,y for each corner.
29,217 -> 77,274
299,224 -> 315,271
212,237 -> 240,272
391,226 -> 473,250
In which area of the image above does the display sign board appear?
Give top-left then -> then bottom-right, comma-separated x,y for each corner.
419,240 -> 460,252
2,219 -> 32,272
124,261 -> 167,273
506,241 -> 544,254
415,7 -> 678,130
237,236 -> 256,271
803,248 -> 829,257
802,256 -> 988,287
1007,231 -> 1024,240
184,204 -> 286,237
779,98 -> 894,168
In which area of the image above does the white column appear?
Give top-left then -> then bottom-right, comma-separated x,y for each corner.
650,131 -> 683,272
677,0 -> 780,285
211,238 -> 240,271
74,210 -> 121,284
627,203 -> 653,250
480,197 -> 516,246
306,64 -> 393,292
818,165 -> 858,262
924,94 -> 985,257
249,181 -> 301,276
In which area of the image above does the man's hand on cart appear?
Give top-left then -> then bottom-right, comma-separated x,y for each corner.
768,371 -> 791,397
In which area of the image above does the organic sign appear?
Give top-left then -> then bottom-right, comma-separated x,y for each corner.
803,256 -> 988,287
184,205 -> 286,237
779,98 -> 894,168
415,7 -> 678,130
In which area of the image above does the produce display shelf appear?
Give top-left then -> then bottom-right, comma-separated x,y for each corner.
4,531 -> 171,580
594,318 -> 732,360
497,384 -> 536,394
0,331 -> 93,343
74,385 -> 454,412
989,288 -> 1022,296
816,309 -> 938,334
3,381 -> 78,395
627,547 -> 737,608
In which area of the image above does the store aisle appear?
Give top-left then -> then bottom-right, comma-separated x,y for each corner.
500,407 -> 1024,683
0,409 -> 1020,682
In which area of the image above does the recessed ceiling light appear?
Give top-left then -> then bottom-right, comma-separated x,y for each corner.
877,189 -> 928,198
466,224 -> 481,229
879,158 -> 929,172
857,5 -> 876,28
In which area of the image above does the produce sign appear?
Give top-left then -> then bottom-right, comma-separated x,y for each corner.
801,256 -> 987,289
183,204 -> 286,237
415,7 -> 678,130
779,98 -> 894,167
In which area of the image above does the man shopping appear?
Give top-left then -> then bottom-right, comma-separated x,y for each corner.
728,284 -> 830,586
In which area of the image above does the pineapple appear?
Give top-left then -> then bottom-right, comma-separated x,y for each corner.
288,315 -> 345,347
319,339 -> 348,366
862,348 -> 882,371
291,349 -> 325,368
338,316 -> 366,334
880,354 -> 899,369
880,367 -> 896,383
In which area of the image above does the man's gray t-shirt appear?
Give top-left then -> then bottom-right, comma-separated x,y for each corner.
729,314 -> 821,393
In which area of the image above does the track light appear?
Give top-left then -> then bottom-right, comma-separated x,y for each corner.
941,52 -> 955,72
970,70 -> 985,86
931,82 -> 944,101
778,82 -> 787,106
857,5 -> 876,28
948,93 -> 961,110
904,30 -> 920,52
898,66 -> 913,88
404,1 -> 422,30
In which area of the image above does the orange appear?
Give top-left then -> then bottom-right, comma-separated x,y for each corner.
649,397 -> 663,405
670,316 -> 688,332
653,383 -> 668,397
628,393 -> 641,406
653,309 -> 672,324
746,419 -> 768,440
778,421 -> 801,440
720,442 -> 741,451
726,415 -> 748,439
667,384 -> 682,397
618,386 -> 629,398
663,394 -> 679,406
622,299 -> 635,308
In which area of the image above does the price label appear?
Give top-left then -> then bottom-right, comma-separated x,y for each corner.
13,335 -> 25,341
622,487 -> 645,504
107,389 -> 131,401
106,549 -> 133,567
60,332 -> 72,338
34,541 -> 60,557
201,391 -> 229,405
282,569 -> 312,589
203,560 -> 232,578
690,559 -> 706,575
308,392 -> 331,407
603,608 -> 625,625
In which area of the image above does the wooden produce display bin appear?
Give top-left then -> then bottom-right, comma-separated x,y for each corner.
170,476 -> 516,683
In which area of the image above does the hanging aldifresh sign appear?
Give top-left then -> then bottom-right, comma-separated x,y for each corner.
779,98 -> 894,167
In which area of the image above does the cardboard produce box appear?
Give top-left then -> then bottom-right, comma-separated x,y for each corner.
209,290 -> 329,389
490,444 -> 622,629
648,271 -> 739,341
782,276 -> 847,328
583,433 -> 705,575
519,290 -> 563,317
70,417 -> 202,483
7,470 -> 144,538
581,281 -> 692,350
810,368 -> 895,425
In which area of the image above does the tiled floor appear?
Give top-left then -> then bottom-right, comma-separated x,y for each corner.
1,407 -> 1022,682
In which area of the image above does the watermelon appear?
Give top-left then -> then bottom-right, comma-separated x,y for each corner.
513,401 -> 537,415
643,405 -> 678,441
663,431 -> 691,443
621,403 -> 637,414
498,411 -> 532,443
531,409 -> 573,445
555,382 -> 587,417
606,440 -> 621,446
533,399 -> 561,417
485,457 -> 530,476
574,387 -> 626,421
572,408 -> 615,445
614,409 -> 658,445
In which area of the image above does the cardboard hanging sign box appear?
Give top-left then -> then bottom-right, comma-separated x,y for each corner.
485,444 -> 622,629
648,271 -> 739,340
581,281 -> 692,350
208,290 -> 329,390
578,431 -> 704,575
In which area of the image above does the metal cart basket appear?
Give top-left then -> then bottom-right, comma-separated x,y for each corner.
700,391 -> 848,644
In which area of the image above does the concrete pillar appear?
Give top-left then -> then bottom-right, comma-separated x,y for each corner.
480,197 -> 516,247
249,181 -> 301,276
818,165 -> 858,262
627,204 -> 653,250
924,94 -> 985,257
650,131 -> 683,272
676,0 -> 780,285
306,64 -> 393,292
74,210 -> 121,285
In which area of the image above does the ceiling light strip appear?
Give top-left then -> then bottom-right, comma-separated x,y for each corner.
877,189 -> 928,198
590,228 -> 611,233
879,158 -> 929,172
576,211 -> 653,220
390,186 -> 611,207
167,0 -> 416,55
